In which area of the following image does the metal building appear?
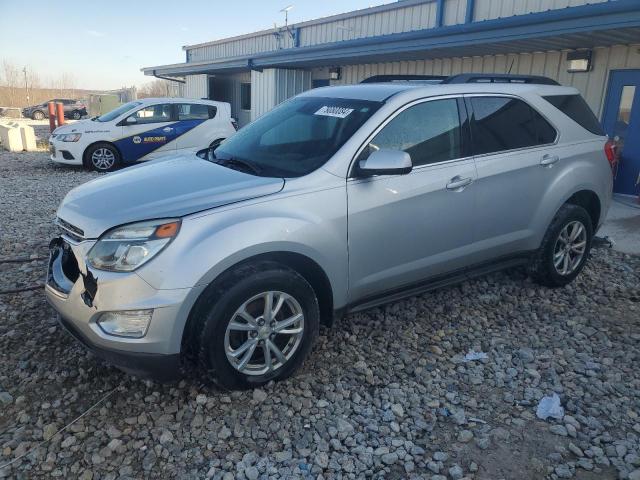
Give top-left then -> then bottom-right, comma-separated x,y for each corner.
143,0 -> 640,195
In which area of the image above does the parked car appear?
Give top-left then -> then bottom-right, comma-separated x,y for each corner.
48,97 -> 237,172
22,99 -> 87,120
45,75 -> 613,389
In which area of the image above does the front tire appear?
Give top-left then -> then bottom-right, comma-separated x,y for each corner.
85,143 -> 120,172
71,110 -> 82,120
32,110 -> 45,120
193,261 -> 320,390
529,204 -> 593,288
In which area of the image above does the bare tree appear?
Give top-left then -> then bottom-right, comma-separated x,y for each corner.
138,79 -> 171,98
1,60 -> 21,106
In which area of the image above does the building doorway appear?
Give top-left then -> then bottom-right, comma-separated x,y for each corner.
602,70 -> 640,196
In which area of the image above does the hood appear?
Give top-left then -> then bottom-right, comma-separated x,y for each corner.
53,119 -> 93,135
57,154 -> 285,238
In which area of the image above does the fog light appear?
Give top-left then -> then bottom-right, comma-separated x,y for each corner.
97,309 -> 153,338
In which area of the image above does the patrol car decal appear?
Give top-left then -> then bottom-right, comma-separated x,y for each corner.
114,119 -> 207,162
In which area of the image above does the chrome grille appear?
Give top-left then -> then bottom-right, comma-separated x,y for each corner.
56,217 -> 85,242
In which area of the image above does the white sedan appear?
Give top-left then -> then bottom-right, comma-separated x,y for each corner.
49,98 -> 237,172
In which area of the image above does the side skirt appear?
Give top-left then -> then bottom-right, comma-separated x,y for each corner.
345,252 -> 533,314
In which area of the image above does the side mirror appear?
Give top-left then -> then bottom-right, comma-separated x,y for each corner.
358,149 -> 412,176
125,116 -> 137,125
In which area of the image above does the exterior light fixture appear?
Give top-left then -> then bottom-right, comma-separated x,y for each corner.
567,50 -> 592,73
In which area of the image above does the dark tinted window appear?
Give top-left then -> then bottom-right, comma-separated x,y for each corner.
360,99 -> 462,166
240,83 -> 251,110
470,97 -> 556,155
543,94 -> 604,135
534,109 -> 557,144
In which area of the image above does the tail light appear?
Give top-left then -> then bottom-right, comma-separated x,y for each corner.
604,140 -> 616,172
231,119 -> 238,131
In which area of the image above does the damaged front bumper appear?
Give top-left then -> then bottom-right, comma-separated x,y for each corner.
44,236 -> 198,381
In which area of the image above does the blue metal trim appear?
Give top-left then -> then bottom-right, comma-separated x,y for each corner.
436,0 -> 445,27
146,0 -> 640,75
465,0 -> 475,23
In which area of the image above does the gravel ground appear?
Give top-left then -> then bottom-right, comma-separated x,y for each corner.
1,151 -> 639,480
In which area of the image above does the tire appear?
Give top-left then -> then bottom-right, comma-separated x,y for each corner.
529,204 -> 593,288
32,110 -> 45,120
192,261 -> 320,390
85,142 -> 121,172
71,110 -> 82,120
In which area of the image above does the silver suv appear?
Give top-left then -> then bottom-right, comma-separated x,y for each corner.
46,74 -> 614,389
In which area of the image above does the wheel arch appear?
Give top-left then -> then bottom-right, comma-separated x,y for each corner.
564,189 -> 601,230
181,251 -> 335,357
82,141 -> 123,168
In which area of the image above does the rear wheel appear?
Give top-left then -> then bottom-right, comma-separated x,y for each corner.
85,143 -> 120,172
529,204 -> 593,287
193,261 -> 319,390
71,110 -> 82,120
32,110 -> 45,120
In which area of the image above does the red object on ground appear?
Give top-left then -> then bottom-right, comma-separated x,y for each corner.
55,102 -> 65,127
48,102 -> 56,132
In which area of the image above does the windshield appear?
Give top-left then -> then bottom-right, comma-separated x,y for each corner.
95,101 -> 142,122
214,96 -> 381,177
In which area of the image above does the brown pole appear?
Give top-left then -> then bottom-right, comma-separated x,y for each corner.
48,102 -> 57,132
56,102 -> 65,127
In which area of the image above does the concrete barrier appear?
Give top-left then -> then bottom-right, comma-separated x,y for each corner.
0,122 -> 24,152
19,124 -> 37,151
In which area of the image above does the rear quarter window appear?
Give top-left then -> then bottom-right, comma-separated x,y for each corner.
542,94 -> 604,136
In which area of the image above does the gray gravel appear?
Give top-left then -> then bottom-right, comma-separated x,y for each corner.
1,151 -> 640,480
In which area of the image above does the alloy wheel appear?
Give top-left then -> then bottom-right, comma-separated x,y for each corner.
91,148 -> 115,171
553,220 -> 587,276
224,291 -> 305,376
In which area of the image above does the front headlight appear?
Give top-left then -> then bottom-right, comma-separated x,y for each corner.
87,219 -> 181,272
59,133 -> 82,142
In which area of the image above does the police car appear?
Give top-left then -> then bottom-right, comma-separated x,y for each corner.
49,98 -> 237,172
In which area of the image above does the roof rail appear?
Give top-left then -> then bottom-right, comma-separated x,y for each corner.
360,75 -> 447,84
442,73 -> 560,85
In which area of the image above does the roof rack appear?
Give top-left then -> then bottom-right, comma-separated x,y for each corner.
442,74 -> 559,85
360,75 -> 447,84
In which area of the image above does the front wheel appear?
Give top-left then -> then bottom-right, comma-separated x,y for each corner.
529,204 -> 593,287
193,261 -> 320,390
85,143 -> 120,172
71,110 -> 82,120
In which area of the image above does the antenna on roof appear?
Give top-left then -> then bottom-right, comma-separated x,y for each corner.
280,5 -> 293,29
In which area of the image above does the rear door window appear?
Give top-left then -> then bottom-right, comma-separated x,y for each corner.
469,97 -> 556,155
177,103 -> 216,120
542,94 -> 604,135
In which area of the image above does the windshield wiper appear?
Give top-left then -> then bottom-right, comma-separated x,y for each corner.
214,157 -> 262,175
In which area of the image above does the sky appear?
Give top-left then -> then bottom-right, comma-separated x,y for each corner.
0,0 -> 388,91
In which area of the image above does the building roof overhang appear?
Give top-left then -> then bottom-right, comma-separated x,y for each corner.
142,0 -> 640,77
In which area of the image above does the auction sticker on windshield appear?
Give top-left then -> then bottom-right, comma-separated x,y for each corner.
314,106 -> 354,118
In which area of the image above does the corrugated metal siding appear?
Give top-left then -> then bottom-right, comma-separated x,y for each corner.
300,1 -> 437,46
186,1 -> 440,62
334,44 -> 640,117
184,75 -> 207,99
185,0 -> 623,64
473,0 -> 608,21
444,0 -> 467,25
251,69 -> 312,120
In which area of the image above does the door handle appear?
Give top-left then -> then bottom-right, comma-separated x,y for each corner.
162,127 -> 174,133
540,154 -> 559,167
446,176 -> 473,191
